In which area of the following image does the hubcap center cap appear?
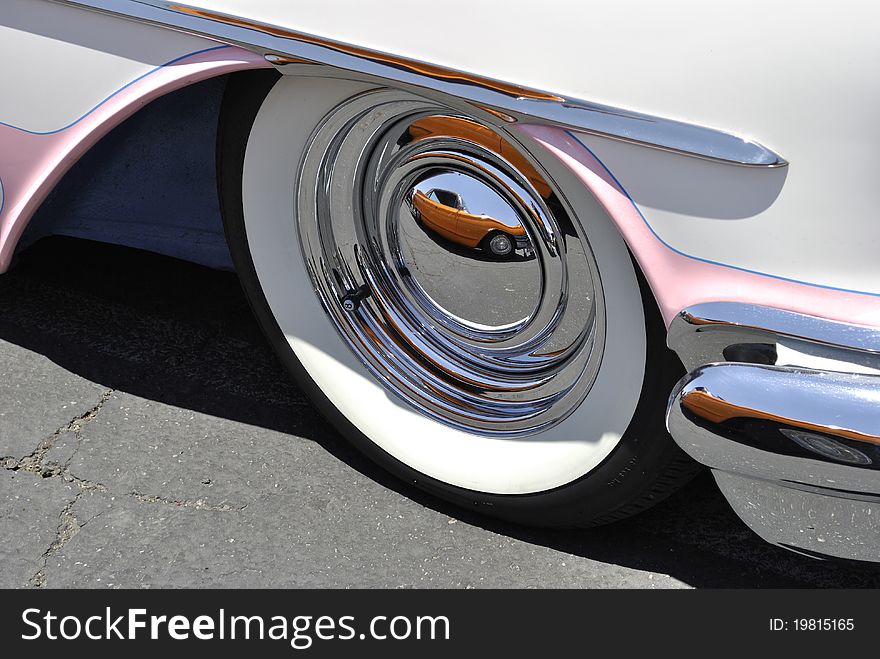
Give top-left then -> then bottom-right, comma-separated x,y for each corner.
398,169 -> 540,330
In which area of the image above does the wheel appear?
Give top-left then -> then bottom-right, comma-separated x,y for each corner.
483,231 -> 515,258
218,71 -> 698,527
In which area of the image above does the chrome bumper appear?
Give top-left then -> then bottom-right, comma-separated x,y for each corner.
513,235 -> 532,251
666,303 -> 880,562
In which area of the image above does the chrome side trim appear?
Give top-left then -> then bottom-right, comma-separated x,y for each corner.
51,0 -> 787,168
668,302 -> 880,370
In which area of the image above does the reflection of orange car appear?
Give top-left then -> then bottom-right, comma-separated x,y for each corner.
408,116 -> 552,199
408,188 -> 530,258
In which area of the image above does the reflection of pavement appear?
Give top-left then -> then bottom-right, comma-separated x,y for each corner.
397,207 -> 595,351
398,207 -> 541,328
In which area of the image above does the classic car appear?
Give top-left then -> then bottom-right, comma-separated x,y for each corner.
2,0 -> 878,563
407,185 -> 532,257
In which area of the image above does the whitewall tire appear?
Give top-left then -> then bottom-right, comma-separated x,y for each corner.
218,71 -> 697,526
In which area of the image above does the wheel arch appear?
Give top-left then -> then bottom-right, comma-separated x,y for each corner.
0,30 -> 268,272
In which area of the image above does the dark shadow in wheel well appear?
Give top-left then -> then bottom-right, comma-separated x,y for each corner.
20,76 -> 234,271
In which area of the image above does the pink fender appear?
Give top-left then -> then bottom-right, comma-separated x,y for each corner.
518,124 -> 880,329
0,45 -> 269,273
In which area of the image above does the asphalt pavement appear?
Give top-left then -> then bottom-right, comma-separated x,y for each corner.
1,237 -> 878,588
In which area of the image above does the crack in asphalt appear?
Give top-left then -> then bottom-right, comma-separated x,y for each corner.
2,388 -> 249,587
128,491 -> 248,512
2,389 -> 113,490
0,389 -> 113,588
28,491 -> 83,588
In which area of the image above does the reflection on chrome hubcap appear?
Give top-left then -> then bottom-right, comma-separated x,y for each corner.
488,233 -> 514,257
403,168 -> 539,329
298,89 -> 605,435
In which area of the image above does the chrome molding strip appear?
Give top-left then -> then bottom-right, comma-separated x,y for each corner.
668,302 -> 880,370
51,0 -> 787,168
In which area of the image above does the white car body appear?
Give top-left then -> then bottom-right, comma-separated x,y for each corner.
2,0 -> 879,561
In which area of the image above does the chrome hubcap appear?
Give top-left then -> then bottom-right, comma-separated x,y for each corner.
298,89 -> 605,435
403,168 -> 538,329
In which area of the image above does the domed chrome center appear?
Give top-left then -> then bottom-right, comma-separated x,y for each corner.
398,169 -> 540,331
297,89 -> 605,435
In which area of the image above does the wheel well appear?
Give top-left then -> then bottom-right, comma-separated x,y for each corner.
18,75 -> 236,270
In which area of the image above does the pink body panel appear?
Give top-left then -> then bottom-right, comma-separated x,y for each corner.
518,124 -> 880,329
0,45 -> 269,272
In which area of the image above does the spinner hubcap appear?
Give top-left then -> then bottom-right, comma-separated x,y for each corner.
297,90 -> 605,435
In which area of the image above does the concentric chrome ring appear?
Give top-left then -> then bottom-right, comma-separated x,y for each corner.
297,89 -> 605,436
